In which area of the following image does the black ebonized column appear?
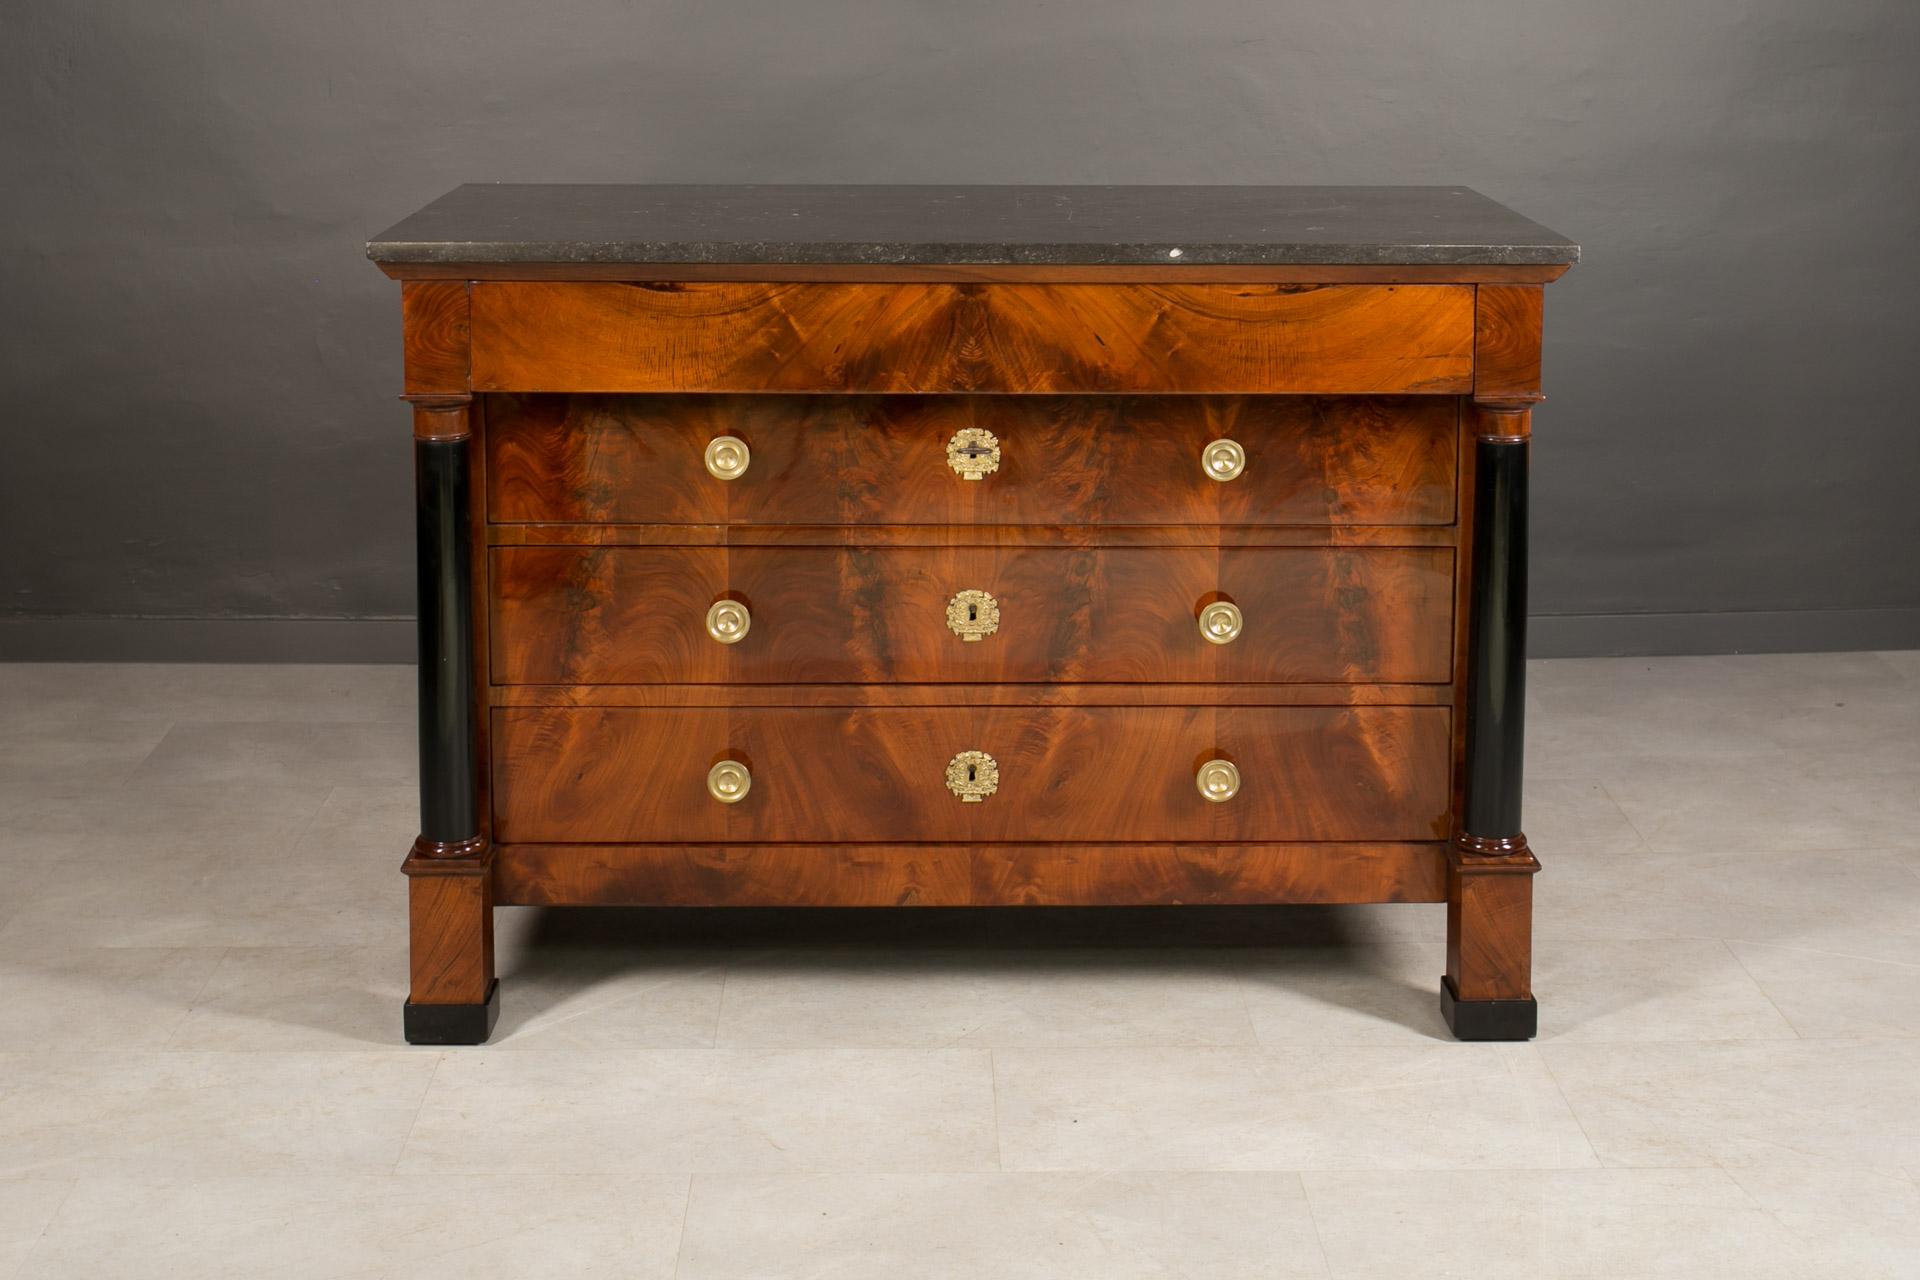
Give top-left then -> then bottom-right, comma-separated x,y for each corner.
403,400 -> 496,1046
1461,434 -> 1528,851
414,433 -> 478,850
1442,406 -> 1539,1042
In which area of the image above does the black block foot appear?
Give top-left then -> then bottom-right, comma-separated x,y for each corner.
404,979 -> 500,1045
1440,976 -> 1537,1041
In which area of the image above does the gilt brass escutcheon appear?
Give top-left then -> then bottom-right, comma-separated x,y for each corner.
1201,437 -> 1246,482
704,435 -> 750,480
707,759 -> 751,804
946,589 -> 1000,642
945,750 -> 999,803
1196,758 -> 1241,803
946,428 -> 1000,480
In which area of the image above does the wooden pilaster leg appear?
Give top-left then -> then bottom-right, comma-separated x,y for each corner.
1444,852 -> 1537,1038
1444,397 -> 1540,1040
405,852 -> 497,1044
403,391 -> 496,1045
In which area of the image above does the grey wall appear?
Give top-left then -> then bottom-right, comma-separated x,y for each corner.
4,0 -> 1918,660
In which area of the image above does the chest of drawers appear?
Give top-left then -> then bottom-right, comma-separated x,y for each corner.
369,184 -> 1577,1045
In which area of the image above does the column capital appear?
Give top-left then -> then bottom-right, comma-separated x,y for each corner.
407,394 -> 473,442
1470,398 -> 1535,443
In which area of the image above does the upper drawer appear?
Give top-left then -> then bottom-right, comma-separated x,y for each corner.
486,394 -> 1458,527
468,282 -> 1474,395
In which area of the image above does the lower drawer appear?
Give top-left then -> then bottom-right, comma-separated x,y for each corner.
491,705 -> 1451,844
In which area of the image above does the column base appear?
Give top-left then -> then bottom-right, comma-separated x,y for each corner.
404,979 -> 500,1045
1440,975 -> 1537,1041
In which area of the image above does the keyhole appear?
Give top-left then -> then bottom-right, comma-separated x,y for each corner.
967,765 -> 977,782
967,603 -> 978,622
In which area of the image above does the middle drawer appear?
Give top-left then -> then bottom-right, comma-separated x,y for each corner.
490,545 -> 1453,685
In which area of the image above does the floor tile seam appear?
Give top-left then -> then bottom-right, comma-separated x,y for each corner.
154,945 -> 234,1051
110,1045 -> 440,1055
1717,1162 -> 1833,1245
704,955 -> 739,1049
79,781 -> 340,844
7,1175 -> 79,1278
1296,1162 -> 1744,1182
389,1051 -> 449,1173
1708,938 -> 1807,1042
408,1045 -> 1001,1060
988,1047 -> 1005,1172
1532,1046 -> 1607,1171
1290,1170 -> 1337,1278
0,1047 -> 442,1061
1221,948 -> 1268,1049
1533,929 -> 1751,948
1722,937 -> 1920,973
669,1172 -> 695,1280
1551,852 -> 1920,882
614,1164 -> 1754,1180
1465,929 -> 1789,948
1590,779 -> 1656,851
156,940 -> 399,956
150,716 -> 416,729
1676,844 -> 1920,856
472,1032 -> 1730,1051
986,1044 -> 1619,1070
1538,1033 -> 1915,1055
12,1171 -> 696,1189
995,1156 -> 1613,1175
125,721 -> 416,790
294,781 -> 343,832
1635,838 -> 1897,857
1540,1030 -> 1804,1047
112,716 -> 184,783
500,956 -> 741,1045
1861,652 -> 1918,683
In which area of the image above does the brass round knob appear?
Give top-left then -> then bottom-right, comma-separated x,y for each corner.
1196,759 -> 1241,803
705,599 -> 751,644
1198,601 -> 1243,645
707,759 -> 751,804
704,435 -> 750,481
1202,438 -> 1247,482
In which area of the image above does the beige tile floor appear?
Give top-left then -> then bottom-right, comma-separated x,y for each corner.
0,653 -> 1917,1277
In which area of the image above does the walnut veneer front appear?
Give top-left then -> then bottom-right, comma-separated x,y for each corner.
381,203 -> 1567,1045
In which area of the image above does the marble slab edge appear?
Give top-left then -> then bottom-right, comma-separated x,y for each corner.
365,239 -> 1580,267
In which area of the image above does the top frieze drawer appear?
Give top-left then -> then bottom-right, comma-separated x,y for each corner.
466,282 -> 1475,396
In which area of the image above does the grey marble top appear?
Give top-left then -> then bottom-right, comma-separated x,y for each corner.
367,184 -> 1578,268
